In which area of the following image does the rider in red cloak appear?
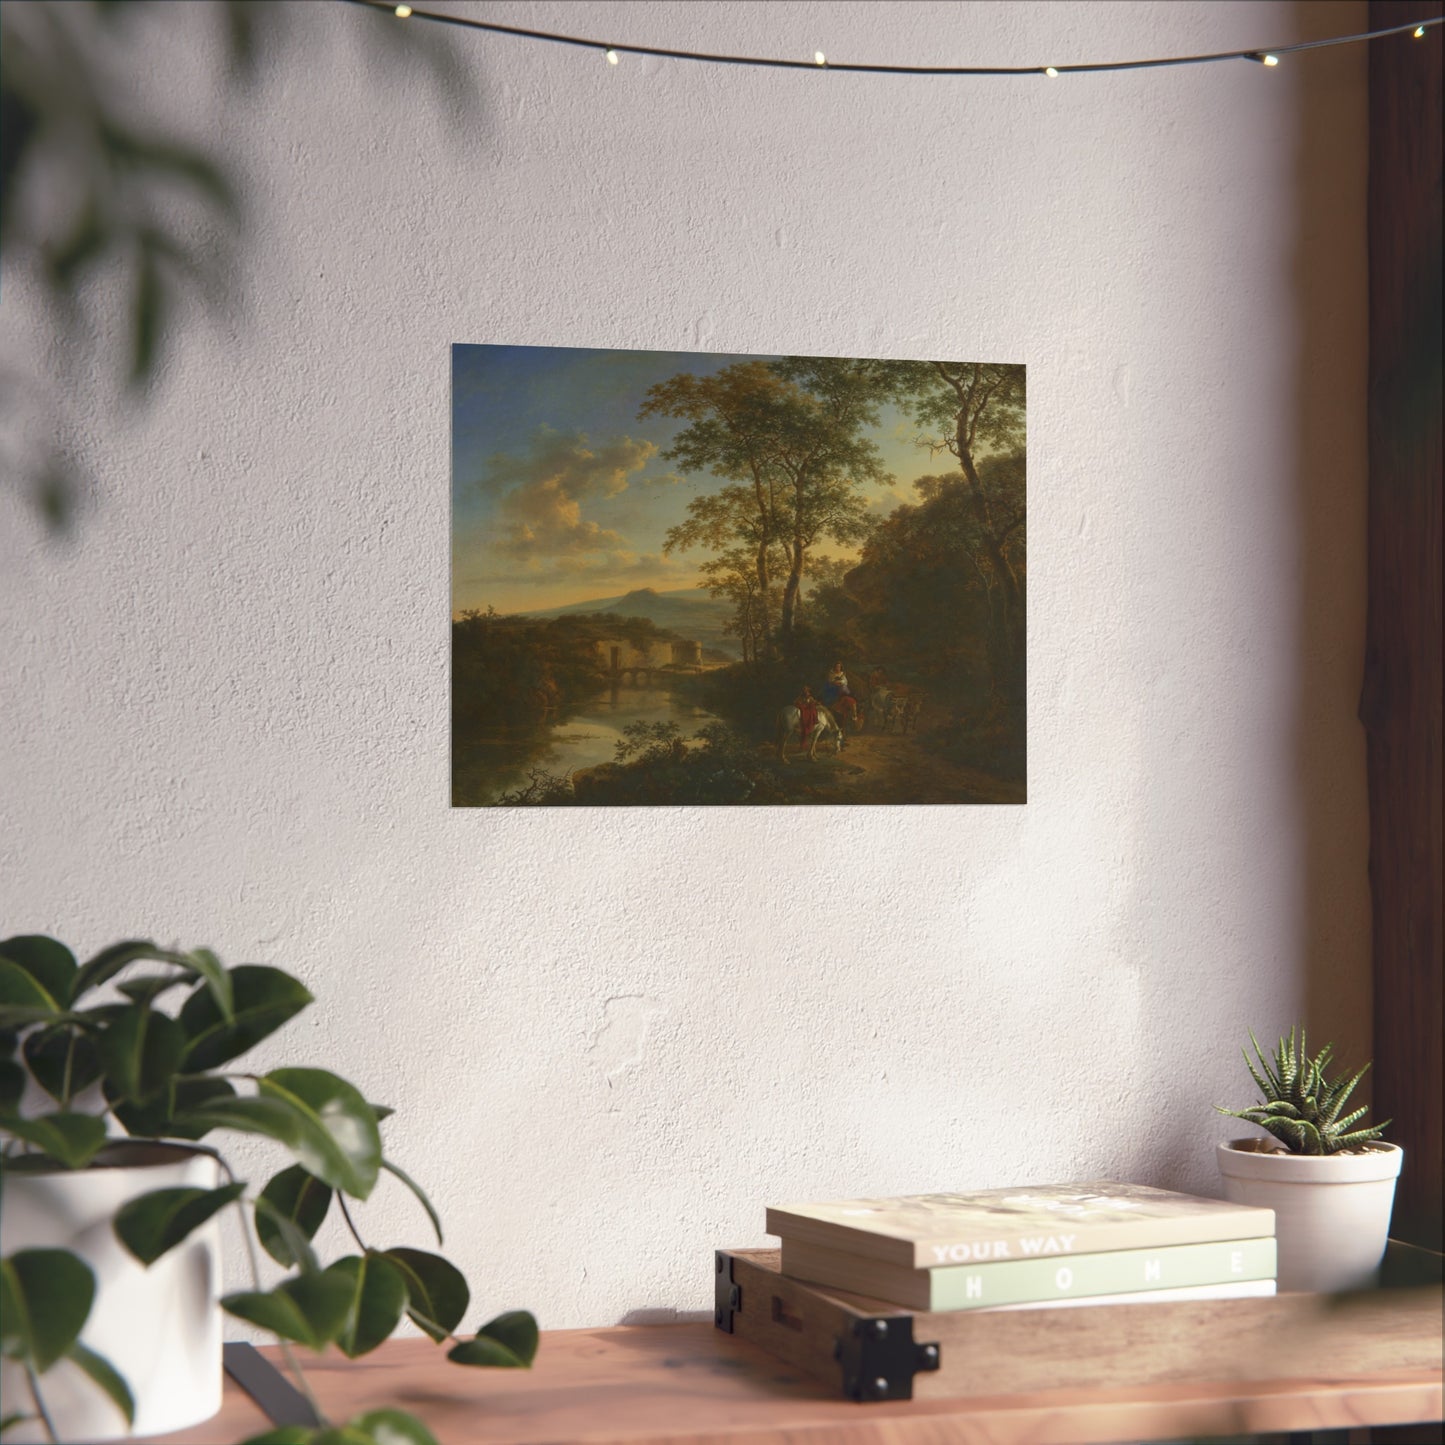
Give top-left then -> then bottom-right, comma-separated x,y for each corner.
795,684 -> 819,744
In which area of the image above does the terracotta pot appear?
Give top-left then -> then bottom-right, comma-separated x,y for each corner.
1216,1137 -> 1403,1293
0,1141 -> 224,1441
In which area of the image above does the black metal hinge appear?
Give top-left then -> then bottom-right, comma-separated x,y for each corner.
833,1313 -> 941,1401
714,1250 -> 742,1332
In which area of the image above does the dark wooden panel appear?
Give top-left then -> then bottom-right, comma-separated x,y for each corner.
1364,0 -> 1444,1282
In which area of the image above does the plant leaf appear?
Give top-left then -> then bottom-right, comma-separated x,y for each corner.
23,1027 -> 102,1102
106,1075 -> 232,1138
0,1414 -> 36,1435
0,1112 -> 108,1168
115,975 -> 191,1007
175,1086 -> 377,1200
1333,1121 -> 1392,1151
0,1260 -> 23,1359
223,1273 -> 353,1351
447,1310 -> 538,1368
182,948 -> 233,1022
256,1165 -> 332,1268
477,1309 -> 538,1365
1330,1104 -> 1371,1134
0,938 -> 76,1008
0,1248 -> 95,1371
382,1248 -> 468,1342
155,1076 -> 240,1141
73,1003 -> 131,1032
171,1094 -> 309,1153
380,1159 -> 442,1246
67,1341 -> 135,1426
0,1060 -> 25,1114
97,1005 -> 187,1103
179,966 -> 312,1071
326,1253 -> 407,1359
351,1409 -> 441,1445
113,1182 -> 245,1266
252,1197 -> 321,1276
0,960 -> 60,1027
258,1070 -> 381,1200
71,941 -> 183,1000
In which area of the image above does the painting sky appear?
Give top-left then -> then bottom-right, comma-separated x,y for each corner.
451,344 -> 944,616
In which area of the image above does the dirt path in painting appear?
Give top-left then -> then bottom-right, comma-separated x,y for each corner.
769,729 -> 1023,805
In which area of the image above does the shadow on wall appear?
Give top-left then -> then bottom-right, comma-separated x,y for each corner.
0,0 -> 475,536
1287,0 -> 1373,1096
1130,0 -> 1373,1197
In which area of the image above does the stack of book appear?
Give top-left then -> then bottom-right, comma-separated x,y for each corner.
766,1181 -> 1277,1312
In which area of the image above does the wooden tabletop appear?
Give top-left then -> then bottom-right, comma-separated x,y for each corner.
149,1321 -> 1444,1445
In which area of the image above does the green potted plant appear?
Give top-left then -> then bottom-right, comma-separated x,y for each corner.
1215,1025 -> 1402,1293
0,934 -> 536,1444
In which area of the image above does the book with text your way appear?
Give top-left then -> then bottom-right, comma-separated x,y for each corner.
766,1181 -> 1275,1271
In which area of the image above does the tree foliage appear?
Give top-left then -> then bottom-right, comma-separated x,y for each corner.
636,355 -> 1026,778
641,357 -> 894,654
882,361 -> 1027,705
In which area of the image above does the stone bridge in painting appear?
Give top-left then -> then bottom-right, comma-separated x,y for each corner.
597,637 -> 702,686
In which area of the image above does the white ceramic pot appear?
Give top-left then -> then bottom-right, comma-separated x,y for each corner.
0,1141 -> 224,1441
1216,1137 -> 1403,1293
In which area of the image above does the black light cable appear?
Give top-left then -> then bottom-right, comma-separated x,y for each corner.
339,1 -> 1441,78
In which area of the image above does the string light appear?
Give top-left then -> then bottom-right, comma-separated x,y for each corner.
339,2 -> 1443,78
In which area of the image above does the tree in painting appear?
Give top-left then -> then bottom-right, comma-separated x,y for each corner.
450,345 -> 1025,807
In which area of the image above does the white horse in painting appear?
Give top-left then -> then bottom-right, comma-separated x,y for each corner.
777,704 -> 844,762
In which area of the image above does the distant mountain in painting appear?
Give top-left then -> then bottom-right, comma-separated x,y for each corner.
525,588 -> 738,658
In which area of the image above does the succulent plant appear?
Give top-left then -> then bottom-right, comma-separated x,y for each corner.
1216,1025 -> 1391,1156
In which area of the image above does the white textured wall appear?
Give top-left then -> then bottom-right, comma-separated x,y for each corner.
0,1 -> 1370,1330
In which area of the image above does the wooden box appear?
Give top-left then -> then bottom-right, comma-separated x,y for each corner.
715,1243 -> 1445,1404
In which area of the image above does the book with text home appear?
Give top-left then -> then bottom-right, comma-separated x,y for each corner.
980,1278 -> 1276,1311
766,1181 -> 1275,1270
779,1234 -> 1278,1310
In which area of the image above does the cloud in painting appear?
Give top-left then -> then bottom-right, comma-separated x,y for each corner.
459,549 -> 696,592
480,426 -> 656,559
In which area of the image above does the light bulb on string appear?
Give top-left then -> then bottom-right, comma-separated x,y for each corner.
338,2 -> 1441,80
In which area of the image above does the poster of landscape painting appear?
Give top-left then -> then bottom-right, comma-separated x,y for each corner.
451,345 -> 1025,807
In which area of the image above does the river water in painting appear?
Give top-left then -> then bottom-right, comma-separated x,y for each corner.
455,684 -> 724,804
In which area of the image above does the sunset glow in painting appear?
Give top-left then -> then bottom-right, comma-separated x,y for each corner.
452,345 -> 1025,807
